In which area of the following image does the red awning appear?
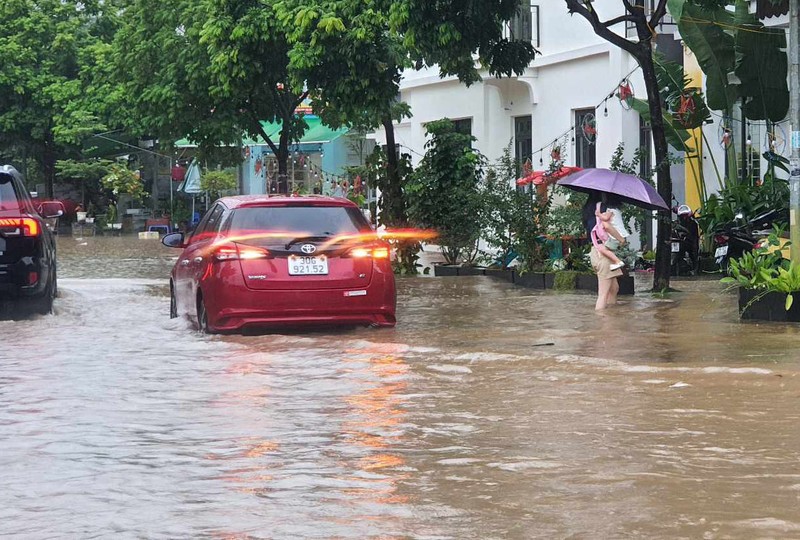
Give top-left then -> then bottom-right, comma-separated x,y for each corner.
516,166 -> 582,186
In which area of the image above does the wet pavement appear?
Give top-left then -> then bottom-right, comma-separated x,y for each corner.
2,235 -> 800,538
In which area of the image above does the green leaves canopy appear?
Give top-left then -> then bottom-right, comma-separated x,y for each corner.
406,119 -> 485,265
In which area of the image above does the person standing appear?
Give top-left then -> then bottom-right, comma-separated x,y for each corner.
582,193 -> 626,310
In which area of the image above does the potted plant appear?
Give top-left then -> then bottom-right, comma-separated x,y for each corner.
722,227 -> 800,321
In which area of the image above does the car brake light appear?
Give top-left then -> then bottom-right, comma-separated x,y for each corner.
28,271 -> 38,285
349,246 -> 390,258
212,242 -> 269,261
0,217 -> 40,236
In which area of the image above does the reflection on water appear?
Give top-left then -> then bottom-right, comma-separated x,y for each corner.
0,236 -> 799,538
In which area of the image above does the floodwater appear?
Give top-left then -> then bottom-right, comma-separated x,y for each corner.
2,236 -> 800,539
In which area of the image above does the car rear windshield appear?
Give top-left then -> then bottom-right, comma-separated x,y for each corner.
230,206 -> 372,238
0,174 -> 21,211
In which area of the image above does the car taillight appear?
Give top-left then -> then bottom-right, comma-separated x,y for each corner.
714,234 -> 728,244
349,246 -> 390,258
0,217 -> 40,237
212,242 -> 269,261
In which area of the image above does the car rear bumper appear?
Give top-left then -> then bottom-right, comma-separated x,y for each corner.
205,279 -> 397,332
0,257 -> 51,299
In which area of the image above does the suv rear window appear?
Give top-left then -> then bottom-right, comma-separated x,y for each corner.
0,174 -> 21,211
230,206 -> 372,237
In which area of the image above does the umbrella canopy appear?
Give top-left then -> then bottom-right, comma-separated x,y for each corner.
177,160 -> 203,194
556,168 -> 668,211
517,166 -> 582,186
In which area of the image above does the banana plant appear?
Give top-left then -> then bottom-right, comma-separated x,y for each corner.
668,0 -> 789,189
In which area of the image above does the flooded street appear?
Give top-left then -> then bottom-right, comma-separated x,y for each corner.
2,236 -> 800,538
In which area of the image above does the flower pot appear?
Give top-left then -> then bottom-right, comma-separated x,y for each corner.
459,266 -> 486,276
514,272 -> 546,289
433,264 -> 460,277
633,270 -> 654,293
485,268 -> 515,282
739,288 -> 800,322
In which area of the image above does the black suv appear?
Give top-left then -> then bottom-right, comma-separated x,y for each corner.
0,165 -> 63,314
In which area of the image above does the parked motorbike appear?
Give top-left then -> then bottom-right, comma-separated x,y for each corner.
711,209 -> 786,271
669,203 -> 701,276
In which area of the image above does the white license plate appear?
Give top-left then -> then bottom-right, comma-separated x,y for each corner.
288,255 -> 328,275
671,242 -> 680,253
714,245 -> 728,258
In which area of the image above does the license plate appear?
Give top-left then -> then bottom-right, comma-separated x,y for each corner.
714,245 -> 728,258
288,255 -> 328,275
671,242 -> 680,253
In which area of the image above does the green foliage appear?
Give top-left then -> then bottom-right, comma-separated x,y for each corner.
201,169 -> 237,200
388,0 -> 538,86
0,0 -> 123,194
668,0 -> 788,122
553,271 -> 578,291
481,144 -> 553,271
721,226 -> 800,313
546,186 -> 585,238
101,164 -> 147,203
696,176 -> 789,237
407,119 -> 485,265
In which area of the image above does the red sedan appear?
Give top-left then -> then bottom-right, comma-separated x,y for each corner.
163,195 -> 396,333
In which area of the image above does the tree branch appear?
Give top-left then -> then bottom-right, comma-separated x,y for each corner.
603,14 -> 637,28
649,0 -> 669,29
563,0 -> 642,58
247,108 -> 280,156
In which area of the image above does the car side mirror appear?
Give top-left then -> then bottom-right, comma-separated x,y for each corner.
162,232 -> 185,248
38,201 -> 65,219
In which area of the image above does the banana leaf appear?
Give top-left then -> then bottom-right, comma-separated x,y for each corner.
653,54 -> 711,129
734,0 -> 789,122
667,0 -> 738,113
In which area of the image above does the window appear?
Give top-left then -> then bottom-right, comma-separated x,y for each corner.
514,116 -> 533,175
575,109 -> 596,168
452,118 -> 473,136
510,1 -> 539,47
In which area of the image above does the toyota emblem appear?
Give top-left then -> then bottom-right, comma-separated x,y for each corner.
300,244 -> 317,254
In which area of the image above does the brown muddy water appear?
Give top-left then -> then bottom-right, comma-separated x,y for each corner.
1,236 -> 799,539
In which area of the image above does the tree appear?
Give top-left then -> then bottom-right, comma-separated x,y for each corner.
112,0 -> 308,194
406,119 -> 486,265
0,0 -> 122,197
564,0 -> 676,291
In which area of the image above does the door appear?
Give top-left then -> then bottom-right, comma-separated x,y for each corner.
174,204 -> 225,314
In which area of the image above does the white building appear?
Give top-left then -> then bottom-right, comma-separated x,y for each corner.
374,0 -> 792,250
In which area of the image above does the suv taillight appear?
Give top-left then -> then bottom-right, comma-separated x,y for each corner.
212,242 -> 269,261
0,217 -> 40,237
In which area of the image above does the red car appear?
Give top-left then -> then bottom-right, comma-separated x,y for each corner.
163,195 -> 396,333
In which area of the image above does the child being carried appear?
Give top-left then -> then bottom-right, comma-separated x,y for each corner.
591,201 -> 627,271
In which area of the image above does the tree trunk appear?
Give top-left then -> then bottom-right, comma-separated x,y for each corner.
42,133 -> 56,199
381,116 -> 419,274
277,129 -> 290,194
638,46 -> 673,291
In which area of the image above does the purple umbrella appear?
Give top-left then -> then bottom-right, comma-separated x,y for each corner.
556,168 -> 669,211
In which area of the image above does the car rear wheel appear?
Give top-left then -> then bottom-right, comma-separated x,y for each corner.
169,283 -> 178,319
31,276 -> 54,315
196,294 -> 214,334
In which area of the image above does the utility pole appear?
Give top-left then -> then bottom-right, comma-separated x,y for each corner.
791,0 -> 800,263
